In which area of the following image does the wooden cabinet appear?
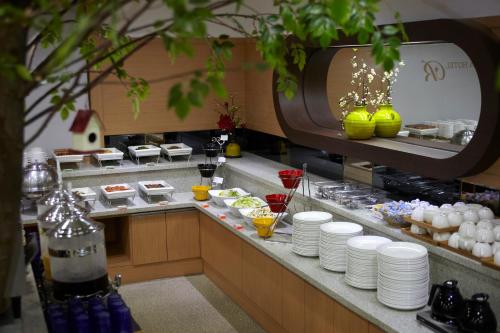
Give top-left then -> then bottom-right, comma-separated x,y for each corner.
129,213 -> 168,265
200,213 -> 242,289
282,268 -> 305,333
369,323 -> 386,333
166,210 -> 200,261
242,242 -> 283,325
304,284 -> 335,333
334,302 -> 369,333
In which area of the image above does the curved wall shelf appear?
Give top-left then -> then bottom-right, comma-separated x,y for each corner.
273,19 -> 500,179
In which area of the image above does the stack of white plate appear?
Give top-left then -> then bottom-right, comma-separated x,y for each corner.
377,242 -> 429,310
345,236 -> 392,289
319,222 -> 363,272
292,211 -> 333,257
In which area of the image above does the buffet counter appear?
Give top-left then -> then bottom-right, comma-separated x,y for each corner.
21,152 -> 500,333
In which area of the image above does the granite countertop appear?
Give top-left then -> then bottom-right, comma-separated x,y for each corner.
22,188 -> 431,333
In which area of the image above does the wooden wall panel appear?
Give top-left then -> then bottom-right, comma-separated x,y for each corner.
244,40 -> 286,137
90,38 -> 246,135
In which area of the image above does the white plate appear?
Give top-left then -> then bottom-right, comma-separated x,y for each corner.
93,147 -> 124,161
320,222 -> 363,235
293,211 -> 333,223
208,188 -> 250,206
128,145 -> 161,158
224,197 -> 267,217
53,151 -> 84,163
100,183 -> 136,200
72,187 -> 97,201
138,180 -> 174,196
403,126 -> 439,136
376,242 -> 428,260
347,236 -> 392,251
160,143 -> 193,156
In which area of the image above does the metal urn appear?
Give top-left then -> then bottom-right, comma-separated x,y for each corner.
22,155 -> 58,200
47,206 -> 108,300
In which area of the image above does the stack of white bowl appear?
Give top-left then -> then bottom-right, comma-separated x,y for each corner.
377,242 -> 429,310
345,236 -> 392,289
319,222 -> 363,272
292,211 -> 333,257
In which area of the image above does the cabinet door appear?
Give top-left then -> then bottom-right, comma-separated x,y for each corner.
166,210 -> 200,261
304,284 -> 334,333
242,242 -> 283,325
282,268 -> 305,333
129,213 -> 167,265
369,323 -> 385,333
334,302 -> 369,333
200,213 -> 242,289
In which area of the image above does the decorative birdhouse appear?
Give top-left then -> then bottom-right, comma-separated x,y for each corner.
69,109 -> 104,152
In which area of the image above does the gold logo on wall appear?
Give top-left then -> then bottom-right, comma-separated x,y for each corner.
423,60 -> 446,81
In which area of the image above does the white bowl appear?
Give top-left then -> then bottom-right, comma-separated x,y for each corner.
208,188 -> 250,206
224,197 -> 267,217
472,242 -> 493,258
239,207 -> 288,227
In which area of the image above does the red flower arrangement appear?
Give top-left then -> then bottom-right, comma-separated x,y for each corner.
215,96 -> 244,135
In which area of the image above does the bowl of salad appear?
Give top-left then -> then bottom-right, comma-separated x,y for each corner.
239,207 -> 288,227
208,187 -> 250,206
224,197 -> 267,217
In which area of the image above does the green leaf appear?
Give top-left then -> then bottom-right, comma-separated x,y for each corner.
382,25 -> 398,36
15,65 -> 32,81
330,0 -> 350,24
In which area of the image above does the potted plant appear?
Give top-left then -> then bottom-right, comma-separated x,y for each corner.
371,61 -> 405,138
215,96 -> 245,157
339,52 -> 376,140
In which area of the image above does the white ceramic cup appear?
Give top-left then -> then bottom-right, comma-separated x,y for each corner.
410,223 -> 427,235
459,221 -> 476,239
433,232 -> 451,242
495,251 -> 500,265
492,242 -> 500,254
447,212 -> 464,227
476,228 -> 495,243
453,202 -> 466,208
440,203 -> 453,209
463,210 -> 480,223
476,220 -> 493,231
424,207 -> 440,224
411,207 -> 425,222
472,242 -> 493,258
432,214 -> 450,229
448,233 -> 460,249
459,236 -> 476,252
494,226 -> 500,241
478,207 -> 494,220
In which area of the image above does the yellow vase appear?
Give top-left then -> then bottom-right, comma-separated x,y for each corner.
343,105 -> 375,140
225,142 -> 241,157
372,104 -> 402,138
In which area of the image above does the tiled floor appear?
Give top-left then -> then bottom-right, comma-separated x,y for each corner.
120,275 -> 265,333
